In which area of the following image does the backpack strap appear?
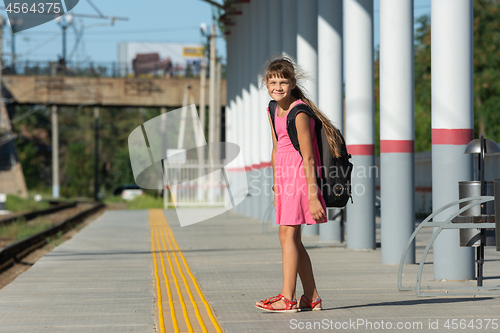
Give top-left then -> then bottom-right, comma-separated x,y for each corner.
268,100 -> 278,142
286,103 -> 322,156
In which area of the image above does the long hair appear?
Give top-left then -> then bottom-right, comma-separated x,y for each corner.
261,55 -> 343,158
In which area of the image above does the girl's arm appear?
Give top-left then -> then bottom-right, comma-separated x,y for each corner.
267,112 -> 278,209
296,112 -> 325,222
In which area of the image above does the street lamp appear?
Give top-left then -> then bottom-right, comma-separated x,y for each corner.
55,14 -> 73,64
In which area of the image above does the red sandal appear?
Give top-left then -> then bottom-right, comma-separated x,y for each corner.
255,294 -> 298,313
298,295 -> 322,311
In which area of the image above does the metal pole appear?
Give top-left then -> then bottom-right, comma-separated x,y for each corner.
51,105 -> 59,198
94,106 -> 99,201
216,62 -> 222,144
200,59 -> 207,138
478,134 -> 485,285
11,29 -> 15,74
160,106 -> 168,207
199,59 -> 207,202
380,0 -> 415,264
297,0 -> 319,236
345,0 -> 376,250
318,0 -> 343,242
431,0 -> 474,280
0,16 -> 4,131
62,25 -> 67,62
208,24 -> 217,205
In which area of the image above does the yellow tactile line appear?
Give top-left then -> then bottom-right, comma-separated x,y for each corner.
161,212 -> 223,333
150,222 -> 166,333
155,224 -> 179,332
150,209 -> 223,333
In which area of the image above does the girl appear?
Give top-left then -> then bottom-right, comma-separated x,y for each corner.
255,56 -> 343,313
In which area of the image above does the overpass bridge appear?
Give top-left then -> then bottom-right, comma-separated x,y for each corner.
0,75 -> 226,198
2,75 -> 226,107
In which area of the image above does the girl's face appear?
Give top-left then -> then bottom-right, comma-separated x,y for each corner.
266,75 -> 296,103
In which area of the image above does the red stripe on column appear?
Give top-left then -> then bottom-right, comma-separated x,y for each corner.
260,161 -> 272,168
346,144 -> 374,156
432,129 -> 473,145
380,140 -> 414,153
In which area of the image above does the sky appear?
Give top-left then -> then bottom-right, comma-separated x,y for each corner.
4,0 -> 431,66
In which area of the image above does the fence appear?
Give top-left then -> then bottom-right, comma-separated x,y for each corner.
4,60 -> 204,78
163,159 -> 227,208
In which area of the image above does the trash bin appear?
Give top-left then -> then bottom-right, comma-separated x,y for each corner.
458,181 -> 495,247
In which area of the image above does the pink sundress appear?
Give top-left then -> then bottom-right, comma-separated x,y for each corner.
267,99 -> 327,225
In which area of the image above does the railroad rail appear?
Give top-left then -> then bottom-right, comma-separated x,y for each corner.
0,202 -> 78,226
0,202 -> 105,272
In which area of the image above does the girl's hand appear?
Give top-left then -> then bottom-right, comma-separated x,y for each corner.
309,198 -> 325,223
274,193 -> 277,211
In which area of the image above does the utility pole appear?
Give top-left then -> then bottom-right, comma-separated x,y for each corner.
0,16 -> 4,131
208,24 -> 216,148
94,106 -> 99,201
208,24 -> 217,204
198,61 -> 207,201
215,61 -> 222,146
51,105 -> 59,198
200,59 -> 207,138
10,27 -> 15,74
51,61 -> 59,198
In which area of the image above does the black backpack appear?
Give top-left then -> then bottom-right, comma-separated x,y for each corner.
268,100 -> 353,208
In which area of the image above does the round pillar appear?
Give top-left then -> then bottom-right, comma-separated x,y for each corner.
380,0 -> 415,264
431,0 -> 474,280
345,0 -> 376,250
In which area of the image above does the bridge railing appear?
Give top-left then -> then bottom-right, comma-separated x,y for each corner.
4,60 -> 204,78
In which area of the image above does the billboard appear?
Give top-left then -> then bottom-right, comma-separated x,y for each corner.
117,42 -> 204,77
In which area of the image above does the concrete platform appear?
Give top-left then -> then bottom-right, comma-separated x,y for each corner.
1,208 -> 500,332
0,210 -> 155,332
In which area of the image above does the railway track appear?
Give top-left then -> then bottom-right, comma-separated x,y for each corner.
0,201 -> 78,226
0,202 -> 105,272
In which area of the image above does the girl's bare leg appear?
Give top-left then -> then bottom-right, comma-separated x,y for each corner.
255,225 -> 300,310
295,228 -> 320,306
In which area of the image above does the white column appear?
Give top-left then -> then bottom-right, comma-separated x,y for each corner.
268,0 -> 282,56
235,12 -> 245,215
242,3 -> 252,217
247,0 -> 259,219
266,0 -> 281,225
258,0 -> 271,222
282,0 -> 297,59
431,0 -> 474,280
297,0 -> 319,235
297,0 -> 318,103
345,0 -> 376,250
318,0 -> 343,241
380,0 -> 415,264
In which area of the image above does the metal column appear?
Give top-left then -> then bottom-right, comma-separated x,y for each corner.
380,0 -> 415,264
51,105 -> 59,198
431,0 -> 474,280
345,0 -> 376,250
318,0 -> 343,242
297,0 -> 319,236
